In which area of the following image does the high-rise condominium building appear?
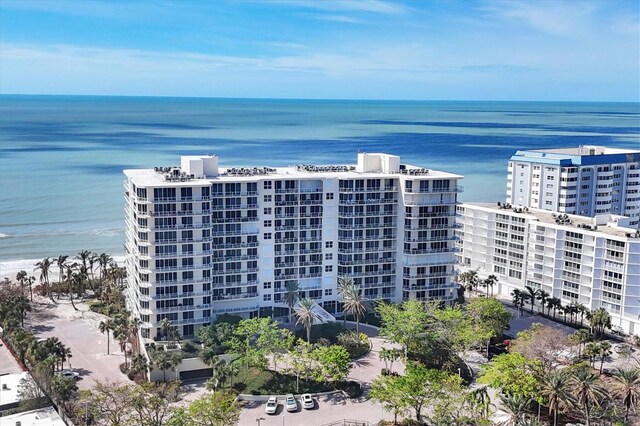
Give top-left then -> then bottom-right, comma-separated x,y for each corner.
457,203 -> 640,335
124,153 -> 462,340
505,146 -> 640,226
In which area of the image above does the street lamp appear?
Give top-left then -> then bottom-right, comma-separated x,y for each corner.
256,417 -> 266,426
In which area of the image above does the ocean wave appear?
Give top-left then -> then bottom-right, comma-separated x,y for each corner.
0,228 -> 124,239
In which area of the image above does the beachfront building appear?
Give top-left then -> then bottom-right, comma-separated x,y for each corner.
124,153 -> 462,341
505,146 -> 640,227
457,202 -> 640,335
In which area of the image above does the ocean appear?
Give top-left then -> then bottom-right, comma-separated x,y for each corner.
1,95 -> 638,271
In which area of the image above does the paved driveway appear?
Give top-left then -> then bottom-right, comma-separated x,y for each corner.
25,296 -> 128,390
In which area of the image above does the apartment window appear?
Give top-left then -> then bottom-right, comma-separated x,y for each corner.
325,241 -> 333,248
263,181 -> 272,189
325,253 -> 333,260
263,294 -> 272,301
264,233 -> 272,240
324,289 -> 333,296
264,208 -> 272,215
264,195 -> 272,202
326,193 -> 334,200
264,220 -> 272,227
263,282 -> 272,289
325,265 -> 333,272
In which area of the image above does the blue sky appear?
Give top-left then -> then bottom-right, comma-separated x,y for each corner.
0,0 -> 638,101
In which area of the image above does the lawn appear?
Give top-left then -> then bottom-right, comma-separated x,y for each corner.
231,367 -> 359,396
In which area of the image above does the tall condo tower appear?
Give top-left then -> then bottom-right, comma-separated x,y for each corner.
506,146 -> 640,226
124,153 -> 463,340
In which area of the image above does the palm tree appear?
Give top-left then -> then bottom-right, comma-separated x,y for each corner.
88,252 -> 99,280
499,393 -> 531,426
570,366 -> 608,426
570,329 -> 592,358
97,253 -> 113,281
540,371 -> 574,426
55,255 -> 68,299
524,286 -> 538,315
99,318 -> 115,355
130,353 -> 149,380
160,318 -> 177,344
152,351 -> 172,382
584,342 -> 599,368
587,308 -> 611,338
13,296 -> 31,328
283,280 -> 300,324
460,270 -> 479,294
206,357 -> 231,391
484,274 -> 498,297
127,317 -> 142,353
34,257 -> 55,301
597,341 -> 612,374
16,270 -> 27,298
549,298 -> 561,319
295,298 -> 319,343
536,290 -> 550,314
576,303 -> 589,326
26,275 -> 36,302
337,276 -> 354,326
611,367 -> 640,423
342,283 -> 370,333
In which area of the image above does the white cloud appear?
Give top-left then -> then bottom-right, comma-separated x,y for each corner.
270,0 -> 411,15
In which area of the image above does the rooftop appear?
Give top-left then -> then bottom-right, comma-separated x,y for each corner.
0,371 -> 30,409
463,202 -> 640,240
124,153 -> 463,187
0,407 -> 66,426
510,145 -> 640,166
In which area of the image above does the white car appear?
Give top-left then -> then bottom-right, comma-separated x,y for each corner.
265,397 -> 278,415
285,394 -> 298,412
60,370 -> 80,380
301,393 -> 314,409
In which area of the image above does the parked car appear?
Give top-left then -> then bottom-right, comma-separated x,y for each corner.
60,369 -> 80,380
301,393 -> 314,409
285,394 -> 298,412
615,343 -> 631,354
265,397 -> 278,415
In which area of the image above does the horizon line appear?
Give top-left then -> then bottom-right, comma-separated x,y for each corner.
1,92 -> 639,104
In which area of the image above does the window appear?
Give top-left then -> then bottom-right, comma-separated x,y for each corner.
264,233 -> 272,240
264,195 -> 272,202
263,282 -> 272,289
325,241 -> 333,248
325,253 -> 333,260
326,193 -> 334,200
324,289 -> 333,296
263,294 -> 272,301
264,220 -> 272,227
264,207 -> 272,215
325,265 -> 333,272
263,181 -> 272,189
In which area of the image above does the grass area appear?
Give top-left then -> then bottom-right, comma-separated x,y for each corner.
230,367 -> 358,396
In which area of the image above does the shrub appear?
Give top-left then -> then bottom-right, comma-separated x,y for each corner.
181,341 -> 197,353
214,314 -> 243,326
337,331 -> 370,358
294,322 -> 346,343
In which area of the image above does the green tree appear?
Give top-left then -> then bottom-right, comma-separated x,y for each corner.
99,318 -> 115,355
377,299 -> 429,359
570,366 -> 608,426
55,254 -> 69,299
597,341 -> 612,374
131,381 -> 180,426
342,283 -> 370,333
465,296 -> 512,357
370,375 -> 410,425
13,296 -> 31,328
337,276 -> 354,327
540,371 -> 574,426
536,290 -> 550,314
524,286 -> 538,315
295,298 -> 319,343
51,374 -> 78,405
34,257 -> 55,301
396,362 -> 458,422
584,342 -> 599,368
312,344 -> 351,385
283,280 -> 300,324
168,391 -> 240,426
588,308 -> 611,338
130,353 -> 150,380
16,270 -> 28,298
484,274 -> 498,297
478,352 -> 541,399
229,316 -> 290,369
611,367 -> 640,423
569,329 -> 592,359
151,350 -> 182,382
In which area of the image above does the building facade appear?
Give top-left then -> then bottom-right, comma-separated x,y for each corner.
124,153 -> 462,340
457,203 -> 640,335
505,146 -> 640,227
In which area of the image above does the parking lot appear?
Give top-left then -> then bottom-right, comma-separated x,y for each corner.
25,296 -> 128,390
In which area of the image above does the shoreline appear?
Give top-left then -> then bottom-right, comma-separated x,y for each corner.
0,255 -> 126,282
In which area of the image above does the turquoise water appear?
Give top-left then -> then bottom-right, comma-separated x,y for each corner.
1,95 -> 638,262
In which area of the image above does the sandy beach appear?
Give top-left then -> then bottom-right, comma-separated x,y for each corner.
0,255 -> 126,282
